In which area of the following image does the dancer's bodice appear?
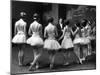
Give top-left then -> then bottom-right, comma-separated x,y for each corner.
45,23 -> 57,39
64,26 -> 71,38
30,21 -> 42,35
15,19 -> 26,34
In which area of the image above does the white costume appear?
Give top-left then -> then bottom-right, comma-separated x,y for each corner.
61,26 -> 73,49
44,23 -> 61,50
91,26 -> 96,40
12,19 -> 26,43
85,25 -> 92,40
73,27 -> 82,44
27,21 -> 43,46
81,27 -> 90,45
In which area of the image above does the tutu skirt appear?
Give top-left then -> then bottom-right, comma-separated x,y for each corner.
12,31 -> 26,43
73,38 -> 82,44
80,37 -> 90,45
44,38 -> 61,50
61,38 -> 73,49
27,34 -> 43,46
87,36 -> 95,40
64,48 -> 80,64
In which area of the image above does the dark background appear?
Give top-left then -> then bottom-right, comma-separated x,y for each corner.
11,1 -> 96,38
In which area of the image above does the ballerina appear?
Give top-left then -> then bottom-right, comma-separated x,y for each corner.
73,23 -> 82,64
80,19 -> 91,61
91,25 -> 96,53
85,21 -> 92,55
44,17 -> 61,69
12,12 -> 27,66
59,20 -> 80,65
59,20 -> 73,49
27,13 -> 44,70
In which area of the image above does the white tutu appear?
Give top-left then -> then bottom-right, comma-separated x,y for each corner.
61,38 -> 73,49
44,38 -> 61,50
73,38 -> 82,44
12,31 -> 26,43
90,36 -> 96,40
87,36 -> 95,40
27,33 -> 43,46
80,37 -> 90,45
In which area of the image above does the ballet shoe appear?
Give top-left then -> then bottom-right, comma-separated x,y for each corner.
18,63 -> 23,66
50,64 -> 54,69
82,57 -> 86,61
29,67 -> 36,71
64,62 -> 69,65
29,66 -> 34,71
30,62 -> 33,65
36,64 -> 39,70
29,64 -> 38,71
79,59 -> 83,64
29,66 -> 38,71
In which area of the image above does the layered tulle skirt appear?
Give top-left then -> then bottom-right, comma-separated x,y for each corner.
27,34 -> 43,46
12,31 -> 26,43
73,38 -> 82,44
73,37 -> 90,45
61,37 -> 73,49
63,48 -> 80,64
80,37 -> 90,45
87,35 -> 96,40
44,38 -> 61,50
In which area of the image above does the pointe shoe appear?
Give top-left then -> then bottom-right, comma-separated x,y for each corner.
18,63 -> 23,66
29,67 -> 36,71
79,59 -> 83,64
36,64 -> 39,70
30,62 -> 33,65
82,58 -> 85,61
28,65 -> 33,71
29,64 -> 38,71
50,64 -> 54,69
19,64 -> 23,67
64,62 -> 69,65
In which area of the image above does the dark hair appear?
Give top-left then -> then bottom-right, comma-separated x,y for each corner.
76,22 -> 80,27
20,12 -> 26,19
81,19 -> 88,27
33,13 -> 39,20
48,17 -> 54,23
64,20 -> 70,25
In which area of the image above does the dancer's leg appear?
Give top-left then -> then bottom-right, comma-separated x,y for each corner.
29,46 -> 42,70
88,42 -> 92,55
49,50 -> 56,69
80,44 -> 84,63
74,44 -> 80,59
18,44 -> 24,66
82,45 -> 88,61
74,44 -> 82,64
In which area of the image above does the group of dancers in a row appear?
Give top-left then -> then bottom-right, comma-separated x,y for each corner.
12,12 -> 96,70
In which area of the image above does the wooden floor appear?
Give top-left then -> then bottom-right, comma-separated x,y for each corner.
11,45 -> 96,74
